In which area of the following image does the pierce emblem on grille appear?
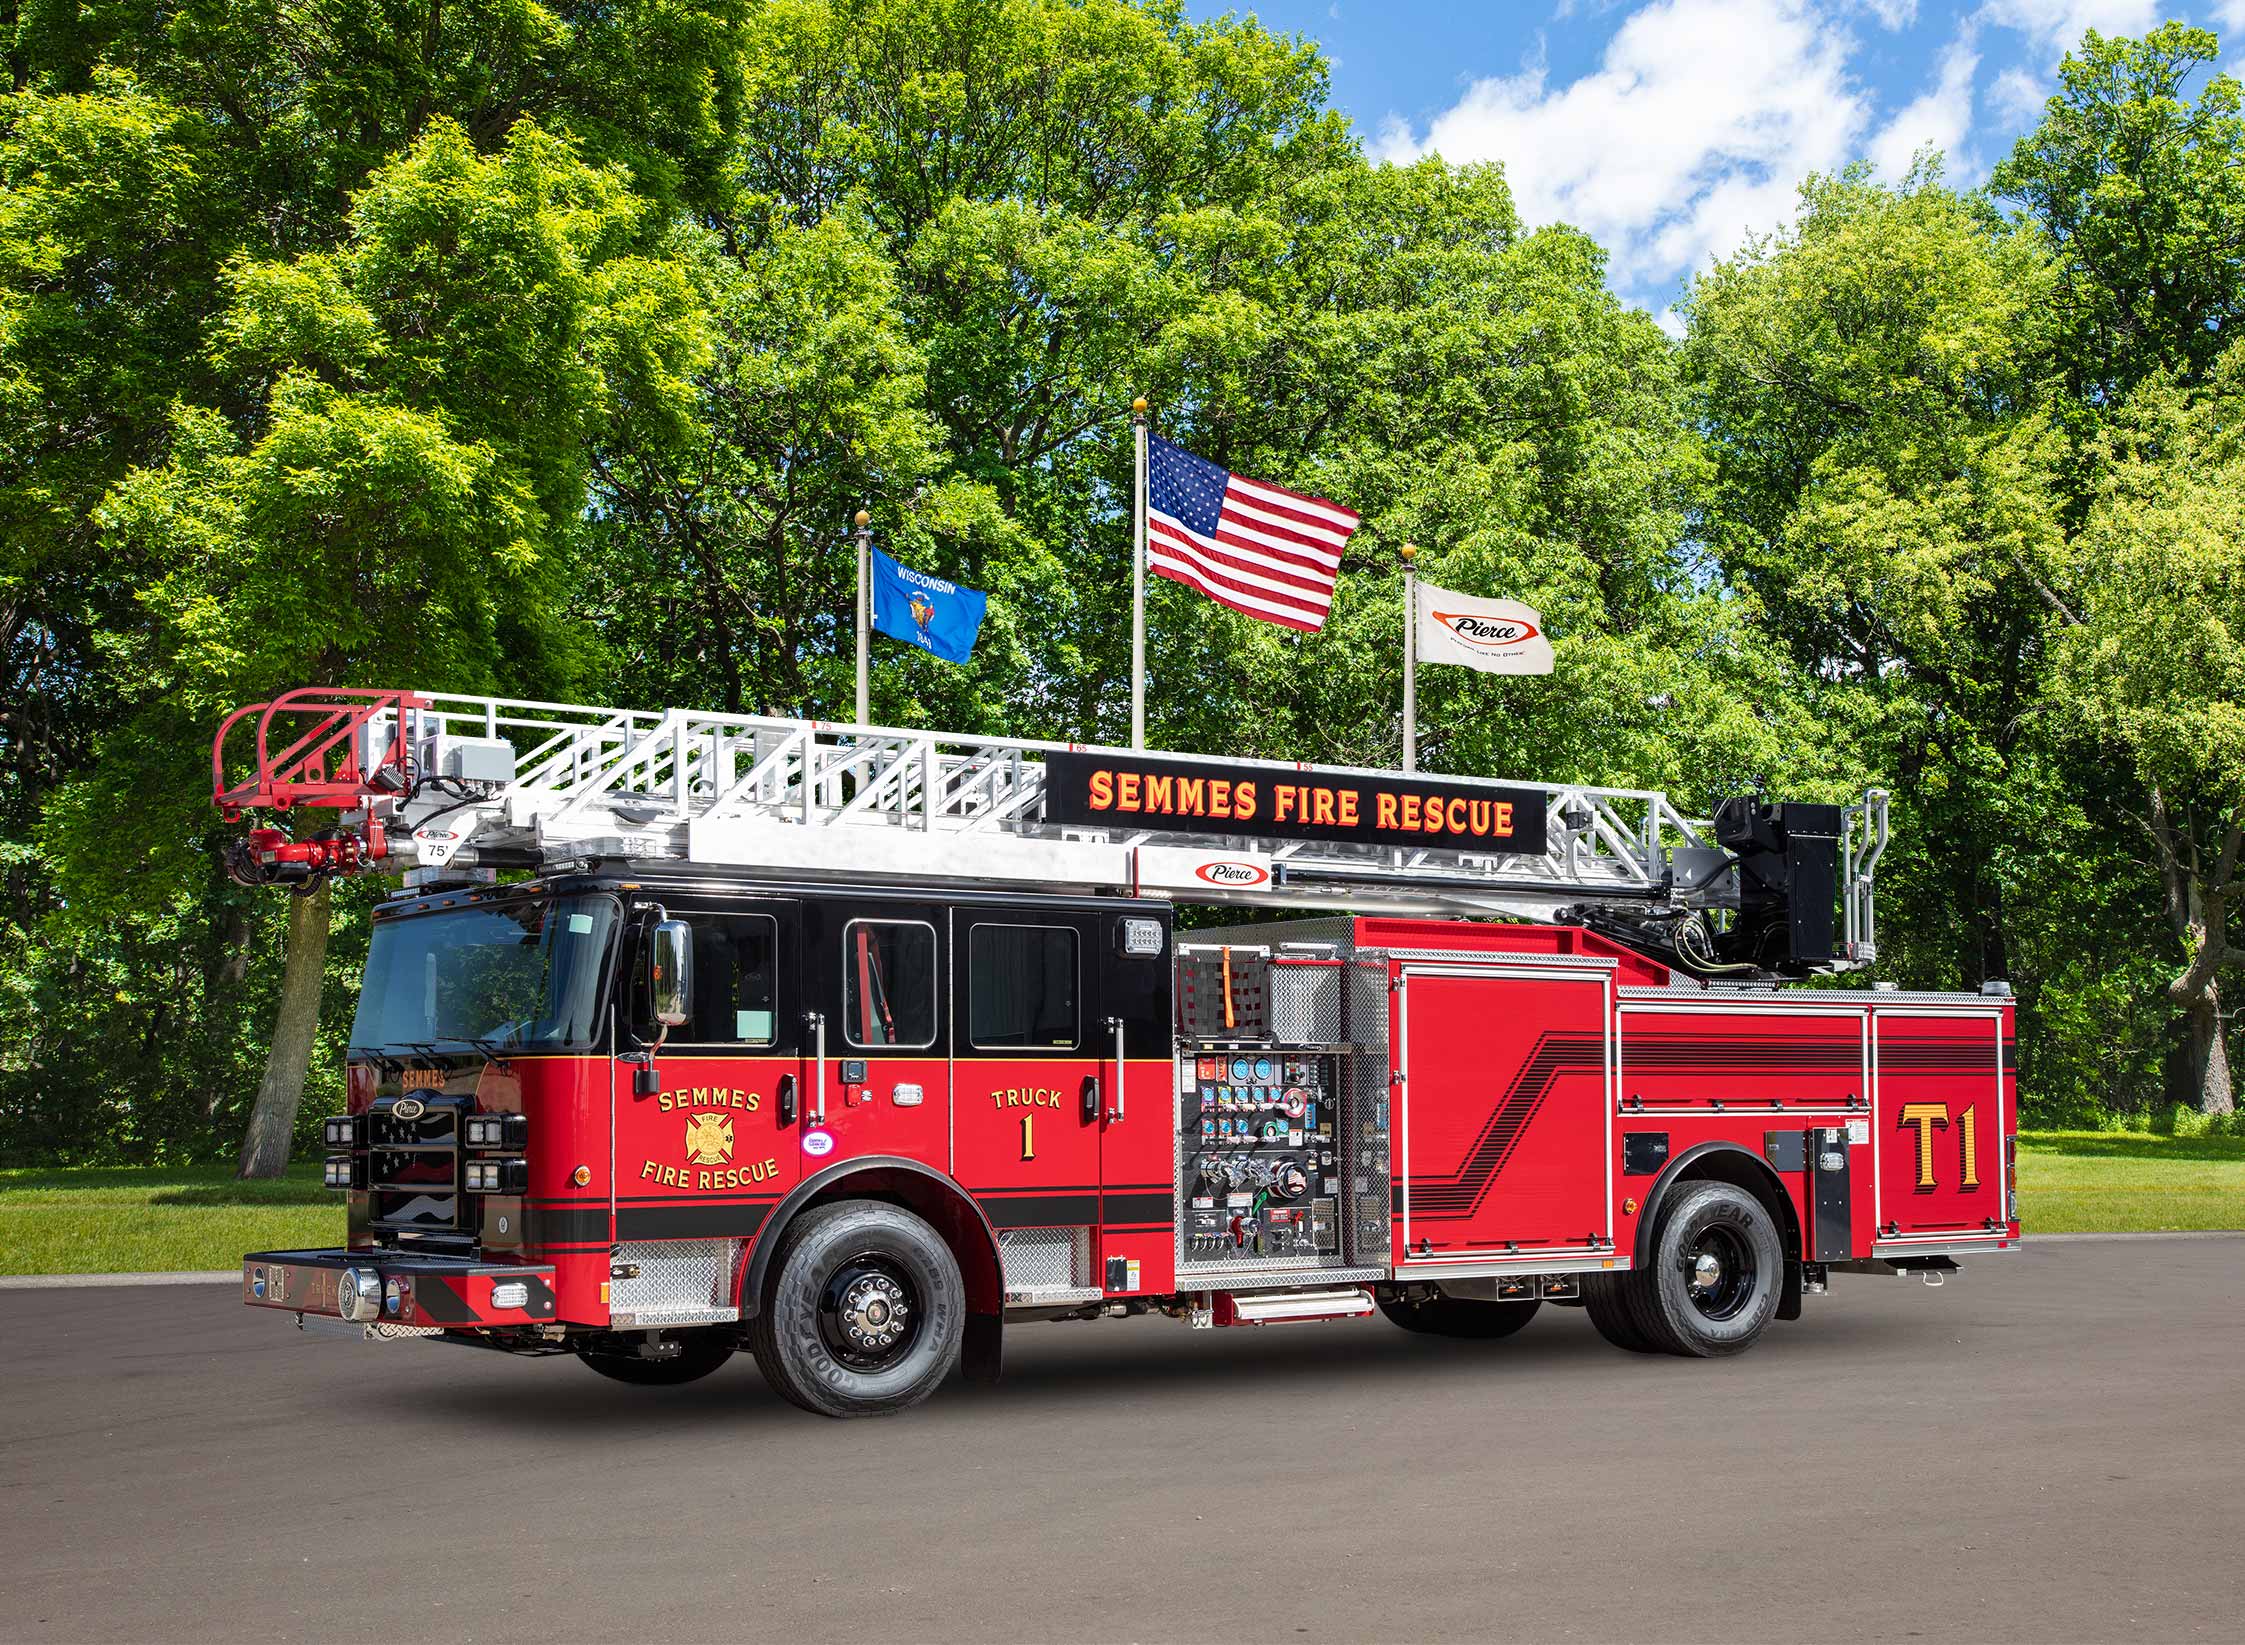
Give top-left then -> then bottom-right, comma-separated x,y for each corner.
393,1097 -> 426,1120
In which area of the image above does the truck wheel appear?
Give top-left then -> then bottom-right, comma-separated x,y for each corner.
575,1329 -> 736,1386
1378,1292 -> 1541,1338
1580,1273 -> 1661,1353
748,1200 -> 964,1418
1633,1181 -> 1784,1357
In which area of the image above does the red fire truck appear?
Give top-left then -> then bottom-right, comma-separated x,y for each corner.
219,688 -> 2018,1417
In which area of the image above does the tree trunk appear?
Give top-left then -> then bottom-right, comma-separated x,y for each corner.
2182,983 -> 2236,1118
236,883 -> 333,1178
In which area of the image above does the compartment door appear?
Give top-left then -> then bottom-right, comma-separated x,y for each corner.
1872,1010 -> 2005,1243
1399,967 -> 1612,1261
952,913 -> 1104,1299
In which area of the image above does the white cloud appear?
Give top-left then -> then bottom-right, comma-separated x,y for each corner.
1374,0 -> 1871,296
2215,1 -> 2245,33
1976,1 -> 2156,54
1860,0 -> 1919,27
1868,31 -> 1981,180
1988,64 -> 2047,126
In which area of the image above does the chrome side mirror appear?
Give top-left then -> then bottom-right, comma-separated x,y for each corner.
649,918 -> 692,1029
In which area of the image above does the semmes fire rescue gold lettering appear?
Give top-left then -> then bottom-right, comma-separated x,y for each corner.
654,1086 -> 762,1114
987,1087 -> 1064,1111
638,1157 -> 781,1190
634,1095 -> 779,1190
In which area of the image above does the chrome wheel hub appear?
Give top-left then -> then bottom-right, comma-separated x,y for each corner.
839,1274 -> 909,1352
1690,1252 -> 1723,1294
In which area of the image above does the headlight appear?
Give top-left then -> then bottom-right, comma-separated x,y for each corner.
322,1155 -> 360,1190
323,1115 -> 357,1148
464,1114 -> 528,1149
464,1158 -> 527,1194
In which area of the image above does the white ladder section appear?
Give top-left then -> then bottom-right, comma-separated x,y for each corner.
261,688 -> 1882,930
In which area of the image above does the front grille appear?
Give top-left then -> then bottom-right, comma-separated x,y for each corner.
366,1097 -> 466,1238
368,1106 -> 457,1147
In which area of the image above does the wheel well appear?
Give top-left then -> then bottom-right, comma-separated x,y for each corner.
1634,1143 -> 1803,1270
739,1158 -> 1003,1322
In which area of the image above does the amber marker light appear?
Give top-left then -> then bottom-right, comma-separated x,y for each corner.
572,1165 -> 592,1187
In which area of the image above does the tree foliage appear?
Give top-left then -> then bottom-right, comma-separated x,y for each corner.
2,4 -> 2241,1163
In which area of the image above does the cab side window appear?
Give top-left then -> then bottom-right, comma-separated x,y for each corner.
968,924 -> 1080,1049
842,920 -> 937,1049
680,913 -> 779,1046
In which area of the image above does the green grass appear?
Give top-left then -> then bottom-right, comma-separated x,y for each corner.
2016,1130 -> 2245,1233
0,1131 -> 2238,1275
0,1163 -> 342,1276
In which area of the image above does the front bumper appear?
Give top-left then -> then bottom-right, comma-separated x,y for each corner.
244,1249 -> 558,1329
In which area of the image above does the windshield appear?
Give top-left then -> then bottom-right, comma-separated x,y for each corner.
352,894 -> 619,1054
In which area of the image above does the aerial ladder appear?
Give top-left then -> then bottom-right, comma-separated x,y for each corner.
212,686 -> 1888,979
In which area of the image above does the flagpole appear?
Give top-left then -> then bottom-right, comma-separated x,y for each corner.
1401,541 -> 1418,773
1131,397 -> 1148,749
854,509 -> 871,726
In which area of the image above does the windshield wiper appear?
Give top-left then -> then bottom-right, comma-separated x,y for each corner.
394,1033 -> 516,1065
348,1046 -> 406,1077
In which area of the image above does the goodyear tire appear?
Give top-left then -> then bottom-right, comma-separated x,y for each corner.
1632,1181 -> 1784,1357
1580,1272 -> 1661,1353
748,1200 -> 963,1418
576,1329 -> 736,1386
1378,1292 -> 1541,1339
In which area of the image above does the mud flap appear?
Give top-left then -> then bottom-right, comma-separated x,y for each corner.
962,1310 -> 1003,1384
1778,1258 -> 1804,1321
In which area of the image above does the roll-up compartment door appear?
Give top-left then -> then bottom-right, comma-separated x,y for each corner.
1398,967 -> 1611,1261
1872,1011 -> 2004,1239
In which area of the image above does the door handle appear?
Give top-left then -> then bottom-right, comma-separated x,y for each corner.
1080,1074 -> 1101,1125
777,1072 -> 797,1127
805,1011 -> 827,1126
1105,1015 -> 1126,1124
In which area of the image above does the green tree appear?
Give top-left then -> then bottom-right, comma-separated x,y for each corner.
580,211 -> 1024,727
2053,344 -> 2245,1114
1992,23 -> 2245,418
1,0 -> 751,1167
1679,165 -> 2162,1115
67,119 -> 702,1173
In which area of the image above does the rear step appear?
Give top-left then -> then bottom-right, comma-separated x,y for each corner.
1217,1287 -> 1376,1326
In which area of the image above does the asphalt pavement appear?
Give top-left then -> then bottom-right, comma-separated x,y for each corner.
3,1237 -> 2241,1643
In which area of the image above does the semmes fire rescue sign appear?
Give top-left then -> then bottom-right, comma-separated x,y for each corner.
1043,752 -> 1546,855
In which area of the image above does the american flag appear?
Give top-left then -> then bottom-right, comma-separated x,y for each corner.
1146,435 -> 1359,632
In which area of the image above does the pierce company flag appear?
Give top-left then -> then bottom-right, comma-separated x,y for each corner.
1415,582 -> 1555,675
1146,435 -> 1359,632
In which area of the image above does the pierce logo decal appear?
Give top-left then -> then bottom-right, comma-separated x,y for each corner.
1431,611 -> 1541,650
1194,860 -> 1270,887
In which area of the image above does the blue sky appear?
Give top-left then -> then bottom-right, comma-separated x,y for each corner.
1188,2 -> 2245,320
